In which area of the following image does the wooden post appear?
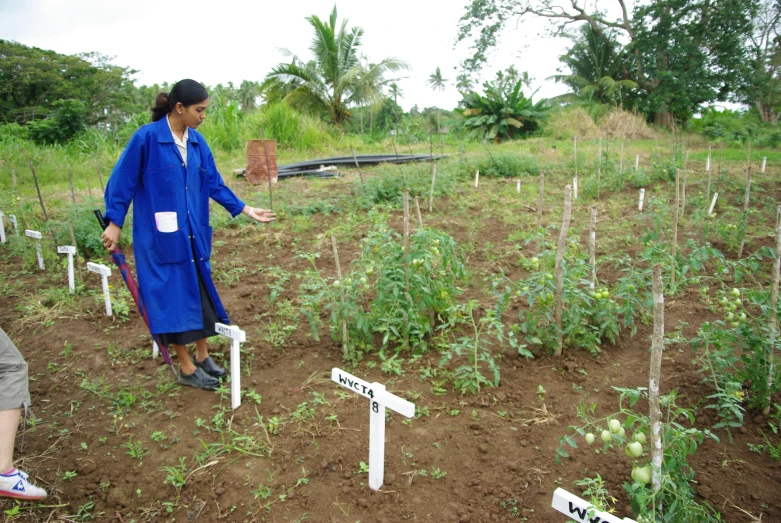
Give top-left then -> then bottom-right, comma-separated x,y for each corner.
259,128 -> 274,210
96,162 -> 105,193
25,152 -> 50,222
350,147 -> 365,183
68,164 -> 76,203
766,205 -> 781,415
681,166 -> 688,219
738,142 -> 752,258
403,189 -> 410,349
671,170 -> 680,286
554,185 -> 573,357
649,264 -> 664,494
573,136 -> 578,179
414,197 -> 423,228
706,146 -> 712,207
597,137 -> 602,199
536,172 -> 545,253
331,235 -> 348,361
589,207 -> 597,291
428,164 -> 436,212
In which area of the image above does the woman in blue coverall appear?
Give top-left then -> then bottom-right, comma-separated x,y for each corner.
101,79 -> 274,390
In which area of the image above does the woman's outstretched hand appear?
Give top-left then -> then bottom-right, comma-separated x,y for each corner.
101,223 -> 121,251
245,207 -> 276,223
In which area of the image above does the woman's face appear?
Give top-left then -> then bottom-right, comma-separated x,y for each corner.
177,98 -> 209,129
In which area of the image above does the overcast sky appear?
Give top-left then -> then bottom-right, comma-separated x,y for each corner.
0,0 -> 572,111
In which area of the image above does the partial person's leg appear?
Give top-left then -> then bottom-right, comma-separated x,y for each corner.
0,408 -> 21,473
194,338 -> 226,379
194,338 -> 208,363
171,344 -> 196,375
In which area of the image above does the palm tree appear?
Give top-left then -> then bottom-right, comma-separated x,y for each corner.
266,6 -> 409,127
237,80 -> 261,113
427,66 -> 448,132
550,25 -> 637,107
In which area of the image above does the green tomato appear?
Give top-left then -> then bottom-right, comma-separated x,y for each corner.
609,419 -> 621,434
601,430 -> 612,443
359,277 -> 367,285
366,268 -> 374,276
731,288 -> 741,297
546,292 -> 554,301
734,298 -> 742,306
633,432 -> 647,444
333,280 -> 341,288
531,257 -> 539,265
618,427 -> 626,438
731,321 -> 740,328
739,312 -> 747,321
718,297 -> 729,306
602,290 -> 610,298
627,441 -> 643,457
725,312 -> 735,321
633,466 -> 652,485
584,433 -> 595,445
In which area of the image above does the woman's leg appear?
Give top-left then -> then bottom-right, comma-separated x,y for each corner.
0,409 -> 20,472
171,344 -> 196,375
194,338 -> 209,363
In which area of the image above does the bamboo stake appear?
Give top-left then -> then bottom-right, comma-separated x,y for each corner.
428,164 -> 436,212
649,264 -> 665,494
671,170 -> 680,286
25,152 -> 50,222
681,152 -> 689,218
350,147 -> 364,183
597,137 -> 602,199
11,168 -> 17,193
706,146 -> 712,206
96,162 -> 105,193
403,189 -> 410,349
536,172 -> 545,253
259,129 -> 274,210
68,164 -> 76,203
414,197 -> 423,228
331,235 -> 348,361
574,136 -> 578,179
589,207 -> 597,291
767,205 -> 781,415
738,142 -> 752,258
554,185 -> 573,357
619,140 -> 624,187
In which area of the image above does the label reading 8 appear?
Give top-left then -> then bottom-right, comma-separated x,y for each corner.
372,401 -> 379,413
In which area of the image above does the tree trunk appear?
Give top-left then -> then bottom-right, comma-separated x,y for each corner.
654,110 -> 677,131
755,100 -> 779,125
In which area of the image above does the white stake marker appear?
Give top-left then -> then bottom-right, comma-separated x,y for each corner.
706,155 -> 711,172
474,170 -> 479,188
331,367 -> 415,491
709,192 -> 719,215
762,157 -> 767,173
638,188 -> 646,211
0,211 -> 5,244
215,322 -> 246,410
87,262 -> 112,316
9,215 -> 18,235
573,177 -> 578,200
25,230 -> 44,270
635,154 -> 640,170
516,179 -> 521,193
552,488 -> 637,523
57,246 -> 76,293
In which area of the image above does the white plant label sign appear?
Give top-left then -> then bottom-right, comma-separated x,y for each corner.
573,177 -> 579,200
331,367 -> 415,491
709,192 -> 719,215
9,215 -> 18,235
216,322 -> 246,410
474,170 -> 479,188
58,246 -> 76,293
551,488 -> 637,523
25,230 -> 44,270
87,262 -> 112,316
762,157 -> 767,173
0,211 -> 5,244
638,189 -> 646,211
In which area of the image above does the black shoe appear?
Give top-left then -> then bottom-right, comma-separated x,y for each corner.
194,356 -> 227,380
178,367 -> 219,390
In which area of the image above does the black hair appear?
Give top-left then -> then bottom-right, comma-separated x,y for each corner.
151,79 -> 209,122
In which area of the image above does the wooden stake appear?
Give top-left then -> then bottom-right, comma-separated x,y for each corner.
649,264 -> 664,494
11,168 -> 17,192
68,223 -> 84,281
597,137 -> 602,199
403,189 -> 410,349
331,235 -> 348,361
619,141 -> 624,186
738,142 -> 752,258
681,163 -> 688,219
554,185 -> 572,357
25,152 -> 50,222
671,170 -> 680,286
428,164 -> 436,212
536,172 -> 545,253
259,128 -> 274,210
414,197 -> 423,228
96,162 -> 105,193
350,147 -> 365,183
767,205 -> 781,415
573,136 -> 578,179
68,164 -> 76,203
706,146 -> 712,209
589,207 -> 597,291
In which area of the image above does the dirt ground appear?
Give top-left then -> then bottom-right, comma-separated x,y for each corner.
1,167 -> 780,523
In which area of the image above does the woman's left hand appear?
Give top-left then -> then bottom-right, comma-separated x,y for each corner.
246,207 -> 276,223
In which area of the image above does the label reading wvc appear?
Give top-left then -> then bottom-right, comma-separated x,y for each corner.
551,488 -> 636,523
